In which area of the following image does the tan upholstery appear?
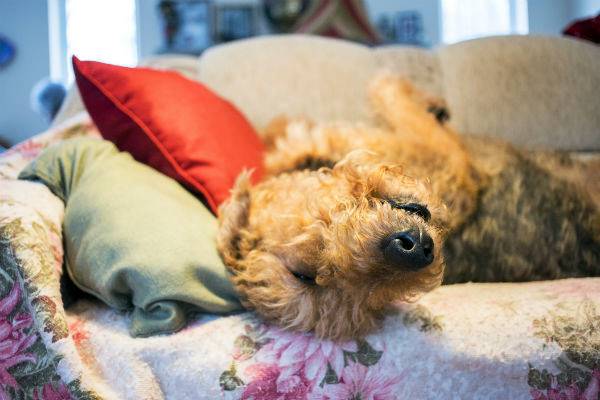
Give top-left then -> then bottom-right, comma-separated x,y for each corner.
373,46 -> 444,100
438,35 -> 600,150
198,35 -> 378,129
199,34 -> 600,150
54,34 -> 600,151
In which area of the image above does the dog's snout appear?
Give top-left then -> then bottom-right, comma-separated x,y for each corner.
381,228 -> 434,271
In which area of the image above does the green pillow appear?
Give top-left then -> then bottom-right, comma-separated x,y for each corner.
19,138 -> 242,337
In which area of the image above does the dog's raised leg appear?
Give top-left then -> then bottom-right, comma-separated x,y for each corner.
369,75 -> 480,221
368,75 -> 458,141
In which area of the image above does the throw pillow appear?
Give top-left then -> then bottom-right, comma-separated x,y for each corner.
72,57 -> 264,214
19,137 -> 243,337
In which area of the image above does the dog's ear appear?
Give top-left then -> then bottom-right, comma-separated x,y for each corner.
217,171 -> 253,270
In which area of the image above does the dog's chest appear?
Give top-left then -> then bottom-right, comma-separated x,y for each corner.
442,151 -> 600,283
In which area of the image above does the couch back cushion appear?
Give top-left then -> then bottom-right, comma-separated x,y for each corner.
56,35 -> 599,151
373,46 -> 444,100
198,34 -> 600,151
438,35 -> 600,150
198,35 -> 378,129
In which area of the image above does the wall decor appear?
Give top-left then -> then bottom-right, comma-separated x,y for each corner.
158,0 -> 212,54
291,0 -> 381,45
0,35 -> 16,69
213,3 -> 259,43
376,10 -> 425,46
263,0 -> 309,33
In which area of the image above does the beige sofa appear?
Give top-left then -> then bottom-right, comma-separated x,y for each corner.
56,34 -> 600,151
3,34 -> 598,399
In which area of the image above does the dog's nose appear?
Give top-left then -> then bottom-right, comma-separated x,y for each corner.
381,228 -> 434,271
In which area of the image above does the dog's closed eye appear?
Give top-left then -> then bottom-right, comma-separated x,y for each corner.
291,271 -> 317,285
287,262 -> 317,285
385,200 -> 431,222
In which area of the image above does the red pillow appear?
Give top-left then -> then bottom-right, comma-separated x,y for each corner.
72,56 -> 264,214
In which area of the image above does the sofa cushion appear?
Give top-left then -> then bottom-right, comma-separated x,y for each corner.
373,46 -> 444,100
438,35 -> 600,151
198,34 -> 600,151
198,35 -> 378,129
18,137 -> 242,337
72,57 -> 264,214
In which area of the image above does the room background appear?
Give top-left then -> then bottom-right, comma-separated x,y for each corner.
0,0 -> 598,148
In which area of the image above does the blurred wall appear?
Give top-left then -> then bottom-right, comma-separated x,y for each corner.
573,0 -> 600,17
0,0 -> 50,146
136,0 -> 162,59
528,0 -> 599,35
528,0 -> 573,34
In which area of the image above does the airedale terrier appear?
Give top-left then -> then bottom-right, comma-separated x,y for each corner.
217,76 -> 600,341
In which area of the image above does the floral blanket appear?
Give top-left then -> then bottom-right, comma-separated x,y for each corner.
1,115 -> 599,400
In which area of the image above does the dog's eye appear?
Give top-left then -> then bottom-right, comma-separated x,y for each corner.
291,271 -> 316,285
386,200 -> 431,222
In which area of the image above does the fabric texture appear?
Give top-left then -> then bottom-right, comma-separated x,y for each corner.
55,35 -> 600,151
18,137 -> 242,337
437,35 -> 600,150
198,34 -> 600,151
198,35 -> 379,130
374,46 -> 444,99
72,56 -> 264,214
2,117 -> 600,399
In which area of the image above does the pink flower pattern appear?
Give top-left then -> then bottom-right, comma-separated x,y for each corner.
223,323 -> 400,400
33,382 -> 73,400
2,139 -> 45,161
0,282 -> 37,398
68,319 -> 89,348
242,363 -> 311,400
255,328 -> 358,390
318,362 -> 403,400
0,121 -> 100,399
3,120 -> 600,399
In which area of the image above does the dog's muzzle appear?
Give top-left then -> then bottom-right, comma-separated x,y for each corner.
381,228 -> 434,271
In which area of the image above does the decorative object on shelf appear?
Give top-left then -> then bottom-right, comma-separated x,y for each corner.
30,78 -> 67,123
263,0 -> 309,33
158,0 -> 212,54
214,3 -> 259,43
292,0 -> 381,45
0,34 -> 16,69
376,10 -> 425,46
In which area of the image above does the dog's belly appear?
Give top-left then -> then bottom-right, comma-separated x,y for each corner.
442,145 -> 600,283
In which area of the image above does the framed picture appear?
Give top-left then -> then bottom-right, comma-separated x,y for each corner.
213,4 -> 259,43
159,0 -> 213,54
376,10 -> 425,46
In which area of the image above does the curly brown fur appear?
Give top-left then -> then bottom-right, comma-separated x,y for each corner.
218,75 -> 600,341
218,153 -> 446,340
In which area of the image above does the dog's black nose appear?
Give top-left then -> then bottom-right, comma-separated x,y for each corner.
381,229 -> 434,271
